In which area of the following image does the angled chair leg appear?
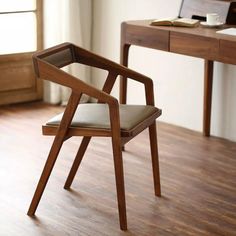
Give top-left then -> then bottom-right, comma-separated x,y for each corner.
27,136 -> 65,216
64,136 -> 91,189
28,92 -> 81,216
111,138 -> 127,230
149,122 -> 161,197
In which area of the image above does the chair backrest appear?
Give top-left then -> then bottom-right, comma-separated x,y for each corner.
32,42 -> 154,106
33,43 -> 75,78
32,43 -> 127,104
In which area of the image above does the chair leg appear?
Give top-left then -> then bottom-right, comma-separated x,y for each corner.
64,137 -> 91,189
149,122 -> 161,197
27,136 -> 64,216
111,138 -> 127,230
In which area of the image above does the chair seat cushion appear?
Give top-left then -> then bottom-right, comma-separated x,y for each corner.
46,103 -> 161,131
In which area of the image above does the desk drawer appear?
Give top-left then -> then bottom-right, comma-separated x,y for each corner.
122,23 -> 169,51
170,32 -> 219,60
219,40 -> 236,65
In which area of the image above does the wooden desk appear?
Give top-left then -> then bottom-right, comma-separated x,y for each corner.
120,20 -> 236,136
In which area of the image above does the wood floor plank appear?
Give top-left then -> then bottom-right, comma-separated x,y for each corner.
0,102 -> 235,235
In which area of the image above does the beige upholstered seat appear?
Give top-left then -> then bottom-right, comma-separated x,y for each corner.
46,104 -> 161,133
27,43 -> 161,230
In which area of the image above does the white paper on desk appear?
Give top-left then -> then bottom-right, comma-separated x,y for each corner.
216,28 -> 236,36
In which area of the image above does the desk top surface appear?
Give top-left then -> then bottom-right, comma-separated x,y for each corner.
123,20 -> 236,42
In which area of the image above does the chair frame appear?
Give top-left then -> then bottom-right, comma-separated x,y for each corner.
27,43 -> 161,230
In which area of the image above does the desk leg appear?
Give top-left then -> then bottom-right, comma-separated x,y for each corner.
120,43 -> 130,105
203,60 -> 214,137
120,43 -> 130,151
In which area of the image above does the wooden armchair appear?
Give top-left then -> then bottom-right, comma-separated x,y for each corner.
27,42 -> 162,230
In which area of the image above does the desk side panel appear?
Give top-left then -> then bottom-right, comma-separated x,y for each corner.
170,32 -> 219,60
121,22 -> 169,51
219,39 -> 236,65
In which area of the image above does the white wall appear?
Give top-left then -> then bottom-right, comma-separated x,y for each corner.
92,0 -> 236,142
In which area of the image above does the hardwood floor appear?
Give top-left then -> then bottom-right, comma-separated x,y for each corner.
0,102 -> 235,236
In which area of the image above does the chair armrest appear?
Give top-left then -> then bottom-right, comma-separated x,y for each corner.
72,44 -> 155,105
73,44 -> 152,86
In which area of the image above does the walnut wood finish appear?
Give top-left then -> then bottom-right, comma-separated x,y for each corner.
1,102 -> 236,235
64,136 -> 91,189
220,38 -> 236,64
27,92 -> 82,216
120,19 -> 236,137
170,32 -> 219,60
203,60 -> 214,137
27,43 -> 161,230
